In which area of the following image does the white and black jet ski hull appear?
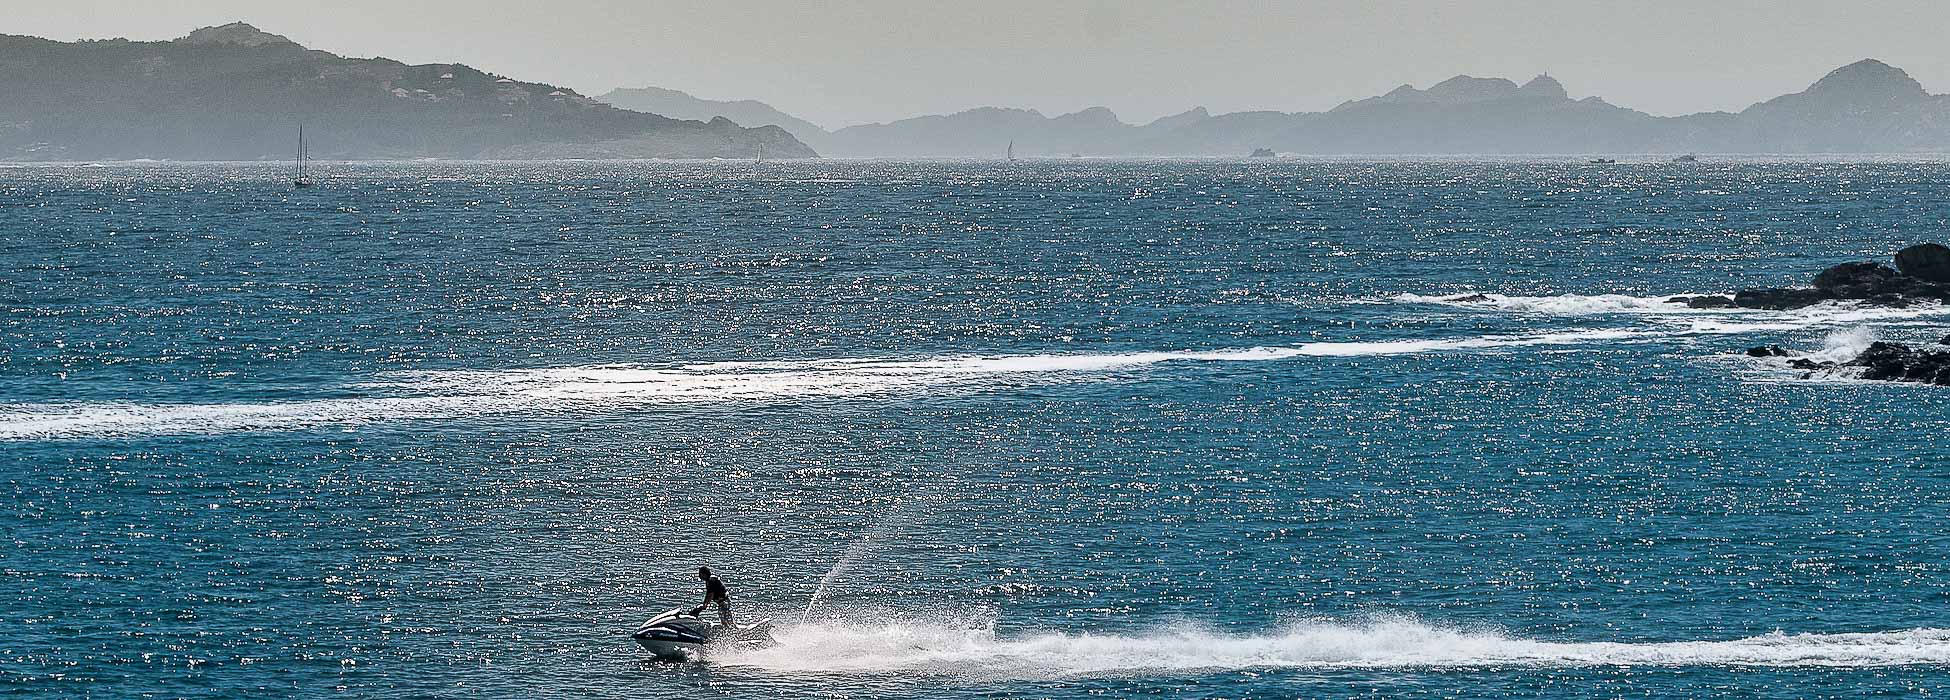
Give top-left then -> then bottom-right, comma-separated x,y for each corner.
634,637 -> 702,659
632,608 -> 775,660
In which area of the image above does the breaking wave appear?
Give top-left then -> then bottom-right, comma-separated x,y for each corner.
715,617 -> 1950,677
1736,326 -> 1884,383
1808,326 -> 1881,364
1395,292 -> 1950,327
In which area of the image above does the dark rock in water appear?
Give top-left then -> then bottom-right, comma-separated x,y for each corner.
1746,345 -> 1789,358
1685,295 -> 1736,309
1448,293 -> 1494,303
1720,244 -> 1950,313
1846,341 -> 1950,385
1895,243 -> 1950,283
1811,261 -> 1899,298
1866,273 -> 1950,301
1939,334 -> 1950,346
1734,287 -> 1828,310
1895,280 -> 1950,301
1789,358 -> 1831,370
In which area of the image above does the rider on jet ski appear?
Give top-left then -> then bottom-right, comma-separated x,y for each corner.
632,567 -> 771,657
691,566 -> 733,625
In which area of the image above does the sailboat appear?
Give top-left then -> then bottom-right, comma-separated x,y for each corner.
292,124 -> 315,189
1006,140 -> 1015,162
756,141 -> 765,163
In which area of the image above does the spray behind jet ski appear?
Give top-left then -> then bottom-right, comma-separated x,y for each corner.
632,485 -> 942,660
803,486 -> 939,620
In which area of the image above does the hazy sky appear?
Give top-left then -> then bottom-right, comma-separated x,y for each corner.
10,0 -> 1950,129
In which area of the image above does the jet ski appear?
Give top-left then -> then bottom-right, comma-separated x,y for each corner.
631,608 -> 776,659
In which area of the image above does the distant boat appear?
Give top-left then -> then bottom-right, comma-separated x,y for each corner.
1671,154 -> 1699,163
292,124 -> 314,188
1588,158 -> 1618,164
756,141 -> 765,163
1006,140 -> 1015,162
1250,148 -> 1276,158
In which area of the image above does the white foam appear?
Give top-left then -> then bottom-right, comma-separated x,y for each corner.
1293,328 -> 1653,356
5,334 -> 1719,441
1731,326 -> 1883,383
1395,292 -> 1950,329
1809,326 -> 1880,364
2,309 -> 1928,441
716,617 -> 1950,677
0,348 -> 1311,440
1393,292 -> 1731,315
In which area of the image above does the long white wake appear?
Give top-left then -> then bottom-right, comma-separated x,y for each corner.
0,337 -> 1621,441
6,294 -> 1943,440
3,349 -> 1295,440
716,617 -> 1950,677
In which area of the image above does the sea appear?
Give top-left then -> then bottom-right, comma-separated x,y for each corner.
4,158 -> 1950,698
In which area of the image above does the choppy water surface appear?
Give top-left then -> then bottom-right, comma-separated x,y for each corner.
5,159 -> 1950,698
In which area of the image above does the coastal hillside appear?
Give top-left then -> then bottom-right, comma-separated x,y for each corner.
596,86 -> 829,148
0,23 -> 816,160
678,59 -> 1950,157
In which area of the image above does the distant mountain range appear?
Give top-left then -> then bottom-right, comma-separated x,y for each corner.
0,23 -> 814,161
597,86 -> 829,147
606,60 -> 1950,157
11,22 -> 1947,162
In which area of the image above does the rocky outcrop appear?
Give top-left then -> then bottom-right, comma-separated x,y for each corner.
1896,243 -> 1950,283
1666,294 -> 1736,308
177,22 -> 299,47
1731,287 -> 1830,310
1810,261 -> 1899,294
1847,341 -> 1950,385
1742,336 -> 1950,386
1742,345 -> 1828,374
1733,247 -> 1950,310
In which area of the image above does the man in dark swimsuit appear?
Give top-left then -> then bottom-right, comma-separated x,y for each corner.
690,566 -> 733,625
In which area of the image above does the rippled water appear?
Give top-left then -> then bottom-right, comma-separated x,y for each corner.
5,159 -> 1950,698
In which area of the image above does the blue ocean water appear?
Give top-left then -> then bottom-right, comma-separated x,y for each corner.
4,159 -> 1950,698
